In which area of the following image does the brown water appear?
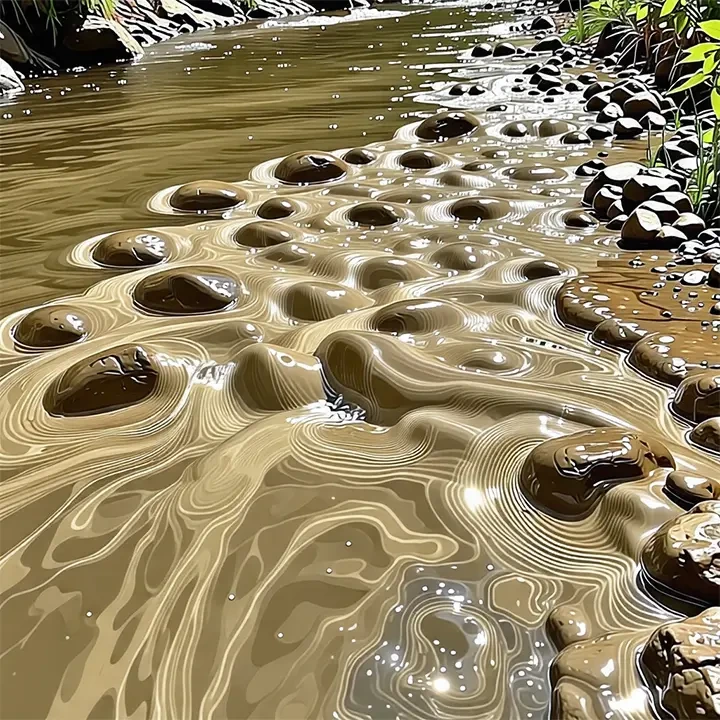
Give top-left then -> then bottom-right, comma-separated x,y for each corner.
1,3 -> 719,719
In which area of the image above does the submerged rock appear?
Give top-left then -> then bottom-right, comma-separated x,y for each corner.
520,427 -> 674,520
45,345 -> 159,417
92,229 -> 171,267
170,180 -> 246,212
275,151 -> 348,185
133,269 -> 238,315
416,111 -> 480,141
641,501 -> 720,607
14,305 -> 88,349
641,608 -> 720,720
672,372 -> 720,423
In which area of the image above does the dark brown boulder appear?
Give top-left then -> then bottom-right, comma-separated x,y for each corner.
641,501 -> 720,607
45,345 -> 159,417
520,427 -> 674,520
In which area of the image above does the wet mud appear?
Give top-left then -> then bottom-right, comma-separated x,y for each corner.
0,2 -> 718,719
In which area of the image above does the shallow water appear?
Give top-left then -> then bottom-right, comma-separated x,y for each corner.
0,2 -> 718,719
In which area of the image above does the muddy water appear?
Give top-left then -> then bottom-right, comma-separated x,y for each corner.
1,3 -> 718,720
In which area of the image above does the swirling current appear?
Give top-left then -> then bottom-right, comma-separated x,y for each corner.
0,2 -> 718,719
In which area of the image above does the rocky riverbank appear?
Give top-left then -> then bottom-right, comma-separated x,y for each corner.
0,0 -> 363,85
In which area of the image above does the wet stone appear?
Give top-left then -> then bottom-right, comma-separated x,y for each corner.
415,111 -> 479,141
399,149 -> 445,169
690,417 -> 720,452
641,608 -> 720,720
502,121 -> 529,138
673,213 -> 705,239
532,36 -> 564,53
342,147 -> 377,165
508,165 -> 565,182
591,318 -> 645,351
234,220 -> 301,248
522,259 -> 562,280
613,117 -> 643,139
347,202 -> 403,227
596,102 -> 623,123
586,124 -> 613,140
564,209 -> 599,229
682,269 -> 708,286
14,305 -> 88,350
92,229 -> 171,267
641,501 -> 720,607
450,196 -> 509,222
275,151 -> 348,185
665,470 -> 720,508
169,180 -> 246,212
619,208 -> 662,249
493,42 -> 516,57
672,371 -> 719,423
471,42 -> 492,57
520,427 -> 675,520
535,119 -> 574,137
640,111 -> 666,130
560,130 -> 591,145
256,197 -> 299,220
639,201 -> 679,226
133,269 -> 238,315
546,605 -> 592,650
45,345 -> 159,417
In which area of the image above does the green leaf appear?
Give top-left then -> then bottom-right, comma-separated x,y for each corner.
712,89 -> 720,121
680,42 -> 720,63
700,20 -> 720,40
703,54 -> 719,75
670,70 -> 710,93
660,0 -> 680,15
703,126 -> 718,143
636,4 -> 649,20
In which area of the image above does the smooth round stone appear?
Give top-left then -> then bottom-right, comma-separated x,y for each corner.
399,149 -> 445,169
535,119 -> 574,137
92,229 -> 170,267
45,345 -> 159,417
133,269 -> 238,315
564,209 -> 598,228
169,181 -> 246,212
342,147 -> 377,165
522,259 -> 562,279
560,130 -> 591,145
641,501 -> 720,606
682,269 -> 708,286
521,427 -> 674,520
591,318 -> 645,351
690,418 -> 720,452
614,117 -> 644,139
450,196 -> 509,222
275,151 -> 348,185
665,470 -> 720,507
256,197 -> 299,220
14,306 -> 88,349
672,372 -> 719,422
546,605 -> 591,650
448,82 -> 470,96
502,121 -> 529,137
508,165 -> 564,182
234,220 -> 301,248
586,124 -> 613,140
415,111 -> 480,141
472,43 -> 493,57
493,42 -> 516,57
347,202 -> 403,227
